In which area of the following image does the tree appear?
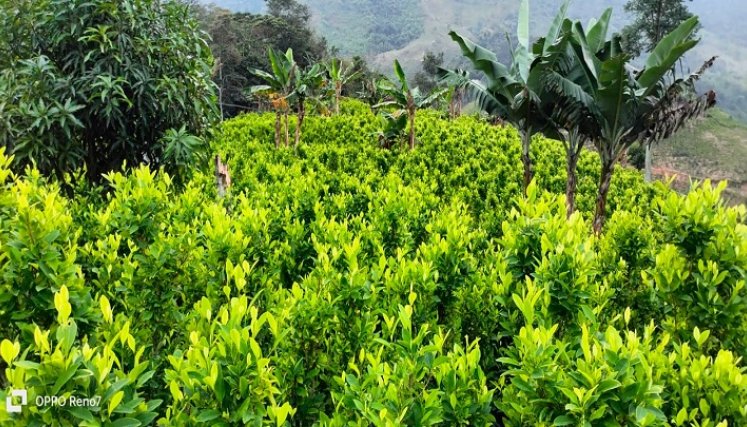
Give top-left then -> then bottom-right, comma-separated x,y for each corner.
375,60 -> 446,150
192,1 -> 327,118
531,1 -> 596,217
412,51 -> 445,95
622,0 -> 697,58
292,63 -> 325,146
439,69 -> 471,119
0,0 -> 217,183
195,6 -> 254,118
324,59 -> 362,115
547,14 -> 714,232
251,48 -> 297,148
621,0 -> 699,182
447,0 -> 564,195
264,0 -> 327,67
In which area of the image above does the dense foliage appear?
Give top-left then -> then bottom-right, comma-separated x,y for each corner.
0,0 -> 218,182
194,0 -> 327,118
621,0 -> 697,58
1,104 -> 745,425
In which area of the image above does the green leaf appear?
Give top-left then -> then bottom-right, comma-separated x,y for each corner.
598,379 -> 621,394
0,339 -> 19,364
638,16 -> 700,90
52,359 -> 81,394
517,0 -> 530,48
109,418 -> 142,427
554,415 -> 575,426
109,391 -> 125,416
195,409 -> 221,422
67,407 -> 95,422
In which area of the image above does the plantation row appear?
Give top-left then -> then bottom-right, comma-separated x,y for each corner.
1,106 -> 746,425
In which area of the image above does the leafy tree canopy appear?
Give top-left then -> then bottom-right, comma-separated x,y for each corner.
622,0 -> 698,58
0,0 -> 218,183
195,0 -> 327,118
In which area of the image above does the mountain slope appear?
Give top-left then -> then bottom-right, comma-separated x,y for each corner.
653,108 -> 747,205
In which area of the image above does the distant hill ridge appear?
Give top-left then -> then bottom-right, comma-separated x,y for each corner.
203,0 -> 747,124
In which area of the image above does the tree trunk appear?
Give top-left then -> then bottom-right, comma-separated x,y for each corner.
593,160 -> 614,234
335,82 -> 342,115
455,89 -> 463,117
274,111 -> 281,148
566,150 -> 579,218
644,142 -> 653,182
284,112 -> 290,147
295,100 -> 305,147
521,131 -> 534,196
409,108 -> 416,150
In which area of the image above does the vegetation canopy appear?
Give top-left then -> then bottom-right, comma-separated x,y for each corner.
0,1 -> 745,426
0,0 -> 218,183
0,104 -> 745,426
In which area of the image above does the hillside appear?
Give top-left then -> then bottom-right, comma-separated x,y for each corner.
205,0 -> 747,123
3,1 -> 747,424
653,108 -> 747,205
4,103 -> 747,424
204,0 -> 746,200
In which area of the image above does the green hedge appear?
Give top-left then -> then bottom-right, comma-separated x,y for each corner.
1,106 -> 746,426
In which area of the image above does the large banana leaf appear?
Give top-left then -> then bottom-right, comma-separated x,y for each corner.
543,0 -> 570,52
597,55 -> 637,148
517,0 -> 530,48
585,8 -> 612,53
440,68 -> 509,117
637,16 -> 699,91
393,59 -> 409,92
448,31 -> 516,101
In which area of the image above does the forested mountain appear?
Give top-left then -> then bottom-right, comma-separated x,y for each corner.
204,0 -> 747,122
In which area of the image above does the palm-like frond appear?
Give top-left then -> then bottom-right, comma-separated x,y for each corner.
637,17 -> 700,93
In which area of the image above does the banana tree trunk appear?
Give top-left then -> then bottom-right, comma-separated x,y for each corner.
335,82 -> 342,115
644,143 -> 653,182
274,111 -> 281,148
566,150 -> 579,218
284,111 -> 290,147
593,160 -> 614,234
295,99 -> 305,147
409,107 -> 416,150
521,131 -> 534,196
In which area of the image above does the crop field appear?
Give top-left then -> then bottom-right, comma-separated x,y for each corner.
1,103 -> 745,425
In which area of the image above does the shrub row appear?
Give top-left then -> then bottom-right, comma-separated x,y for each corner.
1,106 -> 745,425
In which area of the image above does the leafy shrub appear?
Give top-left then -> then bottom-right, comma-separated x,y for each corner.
647,182 -> 747,355
0,288 -> 160,425
0,0 -> 217,181
498,321 -> 667,426
651,329 -> 747,426
323,300 -> 494,426
0,151 -> 96,342
162,296 -> 294,426
0,109 -> 744,426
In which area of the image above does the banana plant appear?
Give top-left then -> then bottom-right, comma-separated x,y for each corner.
292,63 -> 325,146
438,68 -> 471,119
250,48 -> 297,148
534,7 -> 614,217
324,58 -> 361,115
447,0 -> 565,195
375,59 -> 446,150
543,14 -> 712,232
